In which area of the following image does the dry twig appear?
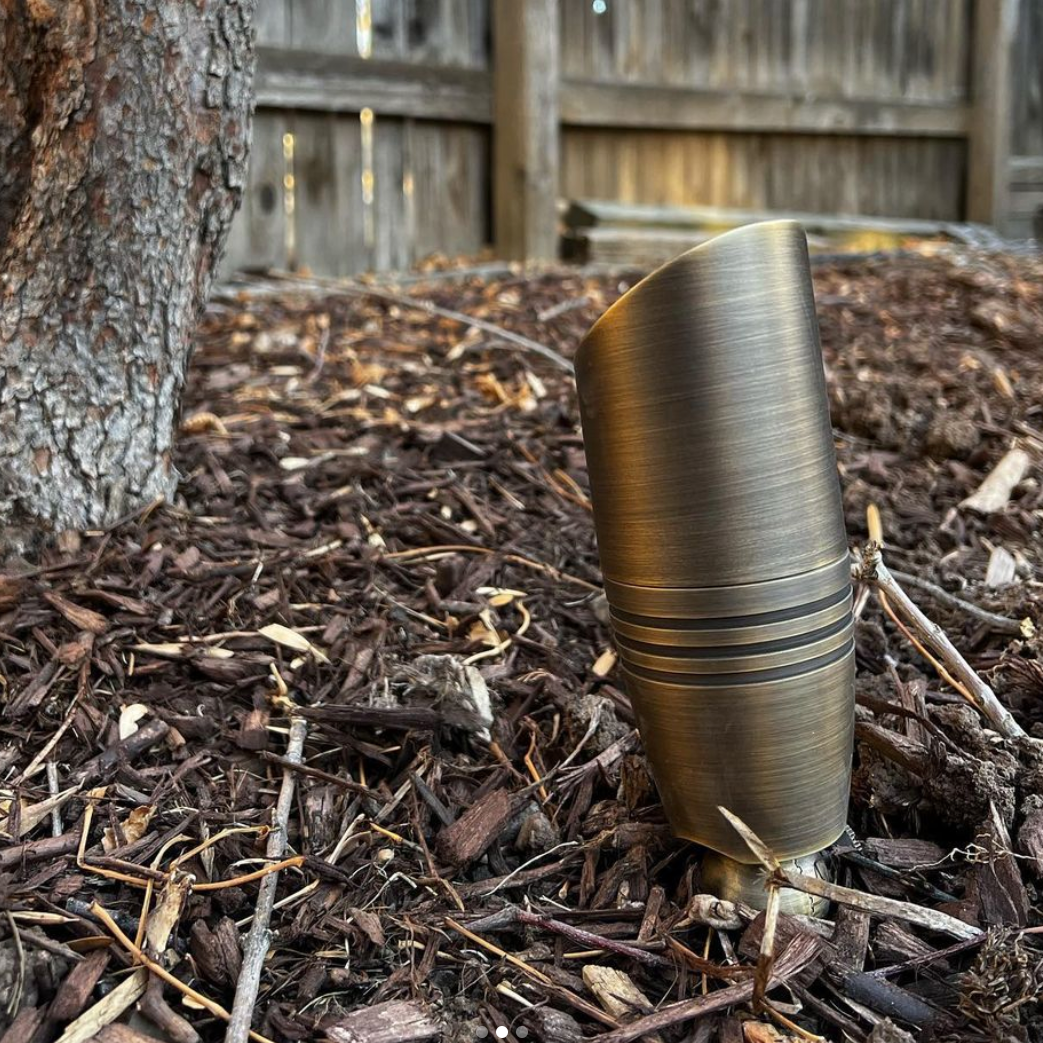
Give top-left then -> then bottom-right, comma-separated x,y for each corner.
225,714 -> 308,1043
856,543 -> 1027,740
888,568 -> 1027,636
268,271 -> 575,373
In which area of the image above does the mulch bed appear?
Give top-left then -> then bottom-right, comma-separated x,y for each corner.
2,246 -> 1043,1043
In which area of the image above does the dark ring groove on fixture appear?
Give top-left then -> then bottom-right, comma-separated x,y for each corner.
621,637 -> 855,687
610,596 -> 852,648
614,613 -> 852,660
602,553 -> 852,618
609,585 -> 851,631
615,626 -> 852,676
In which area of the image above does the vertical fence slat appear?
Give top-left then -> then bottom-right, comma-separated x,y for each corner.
290,0 -> 357,54
290,111 -> 341,275
256,0 -> 291,46
968,0 -> 1018,227
371,0 -> 408,59
1011,0 -> 1042,155
223,111 -> 287,275
373,118 -> 411,271
331,116 -> 367,276
493,0 -> 560,260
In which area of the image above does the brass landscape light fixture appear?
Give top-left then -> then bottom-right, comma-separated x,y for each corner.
576,221 -> 855,908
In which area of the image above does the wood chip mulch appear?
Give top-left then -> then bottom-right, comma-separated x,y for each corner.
2,247 -> 1043,1043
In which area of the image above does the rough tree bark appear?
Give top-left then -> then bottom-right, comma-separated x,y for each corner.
0,0 -> 254,556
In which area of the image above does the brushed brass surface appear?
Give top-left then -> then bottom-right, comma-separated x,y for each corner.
623,653 -> 854,860
576,221 -> 855,863
602,552 -> 851,617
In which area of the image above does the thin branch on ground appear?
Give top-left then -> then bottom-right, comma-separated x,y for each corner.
264,271 -> 575,374
775,868 -> 982,940
856,543 -> 1028,740
589,934 -> 821,1043
225,714 -> 308,1043
888,567 -> 1026,635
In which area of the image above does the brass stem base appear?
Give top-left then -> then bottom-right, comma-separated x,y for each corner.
700,847 -> 833,918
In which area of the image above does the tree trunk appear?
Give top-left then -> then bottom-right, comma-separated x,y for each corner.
0,0 -> 254,557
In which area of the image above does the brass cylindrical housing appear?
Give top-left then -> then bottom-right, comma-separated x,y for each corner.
576,221 -> 855,863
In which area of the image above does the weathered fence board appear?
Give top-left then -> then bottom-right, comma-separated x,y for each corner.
291,111 -> 346,274
290,0 -> 357,54
408,120 -> 490,260
223,112 -> 287,272
560,128 -> 967,222
558,0 -> 975,229
225,0 -> 1041,277
560,0 -> 971,101
1012,0 -> 1043,155
1009,0 -> 1043,236
254,49 -> 492,122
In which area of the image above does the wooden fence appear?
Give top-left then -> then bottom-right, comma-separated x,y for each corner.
1011,0 -> 1043,236
222,0 -> 1042,276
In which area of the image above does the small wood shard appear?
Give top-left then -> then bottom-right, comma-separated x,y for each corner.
960,446 -> 1032,513
984,544 -> 1017,588
873,922 -> 950,970
237,707 -> 270,750
45,949 -> 109,1022
583,966 -> 662,1043
830,905 -> 871,973
0,1009 -> 46,1043
436,788 -> 516,866
1016,806 -> 1043,877
189,917 -> 243,988
323,999 -> 441,1043
42,591 -> 109,634
862,837 -> 948,869
967,801 -> 1030,926
95,1026 -> 178,1043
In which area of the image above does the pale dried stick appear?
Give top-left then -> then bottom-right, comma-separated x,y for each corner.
774,871 -> 980,941
719,807 -> 981,943
445,917 -> 553,985
717,806 -> 783,1013
888,568 -> 1026,635
193,855 -> 304,891
169,824 -> 270,870
384,543 -> 602,592
857,543 -> 1027,740
752,883 -> 781,1012
15,686 -> 82,784
47,761 -> 63,836
225,714 -> 308,1043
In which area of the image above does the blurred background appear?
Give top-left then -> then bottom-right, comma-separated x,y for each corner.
225,0 -> 1043,276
